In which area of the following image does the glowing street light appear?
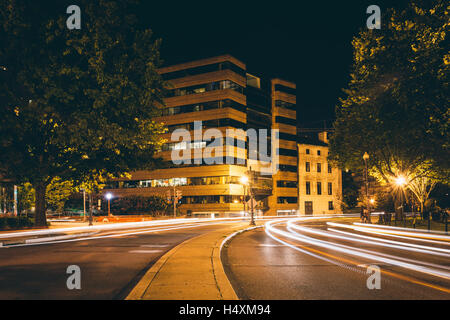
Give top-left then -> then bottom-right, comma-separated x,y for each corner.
105,193 -> 113,217
395,175 -> 406,186
393,175 -> 408,224
240,171 -> 255,226
240,175 -> 249,185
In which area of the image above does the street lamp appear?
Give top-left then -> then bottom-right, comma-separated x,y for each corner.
240,176 -> 249,217
394,175 -> 407,223
240,176 -> 248,185
395,175 -> 406,187
105,193 -> 112,217
241,173 -> 255,226
363,152 -> 371,223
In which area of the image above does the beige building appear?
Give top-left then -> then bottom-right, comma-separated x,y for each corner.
298,132 -> 342,215
103,55 -> 298,217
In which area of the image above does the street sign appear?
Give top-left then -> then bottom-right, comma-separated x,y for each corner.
246,198 -> 257,208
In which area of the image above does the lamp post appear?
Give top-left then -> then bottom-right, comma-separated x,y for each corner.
395,175 -> 406,223
105,193 -> 112,217
363,152 -> 371,223
240,173 -> 255,226
240,175 -> 248,217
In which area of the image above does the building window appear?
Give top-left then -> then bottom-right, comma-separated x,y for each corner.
317,182 -> 322,195
328,182 -> 332,195
328,201 -> 334,210
279,165 -> 298,172
317,150 -> 321,155
275,100 -> 297,110
317,163 -> 321,172
277,197 -> 298,204
306,182 -> 311,195
306,162 -> 310,172
328,164 -> 332,173
277,180 -> 298,188
306,148 -> 310,154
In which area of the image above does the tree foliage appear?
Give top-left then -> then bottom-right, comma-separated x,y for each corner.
46,177 -> 74,213
329,1 -> 449,189
0,0 -> 167,226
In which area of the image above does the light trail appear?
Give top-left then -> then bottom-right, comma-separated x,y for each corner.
353,222 -> 450,235
327,222 -> 450,245
1,220 -> 242,248
287,222 -> 450,257
265,219 -> 450,282
327,227 -> 450,254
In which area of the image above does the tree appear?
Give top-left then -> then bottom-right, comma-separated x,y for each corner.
46,177 -> 74,213
18,182 -> 35,215
329,1 -> 449,189
0,0 -> 166,226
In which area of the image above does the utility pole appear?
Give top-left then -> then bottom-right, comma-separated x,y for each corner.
363,152 -> 371,223
173,185 -> 176,218
13,185 -> 18,216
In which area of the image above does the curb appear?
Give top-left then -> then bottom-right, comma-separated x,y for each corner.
125,232 -> 205,300
125,223 -> 259,300
214,225 -> 263,300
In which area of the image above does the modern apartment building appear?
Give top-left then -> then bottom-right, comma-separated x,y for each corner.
297,132 -> 343,215
103,54 -> 301,216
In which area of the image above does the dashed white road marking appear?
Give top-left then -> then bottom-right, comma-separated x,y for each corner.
140,244 -> 170,248
258,244 -> 285,247
128,250 -> 163,254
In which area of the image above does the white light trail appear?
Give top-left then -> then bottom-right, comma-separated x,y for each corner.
287,222 -> 450,257
266,219 -> 450,280
327,222 -> 450,244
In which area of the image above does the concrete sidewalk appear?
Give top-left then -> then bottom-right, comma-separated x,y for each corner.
126,222 -> 260,300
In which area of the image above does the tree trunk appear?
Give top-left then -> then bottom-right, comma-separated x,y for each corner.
34,182 -> 48,227
420,201 -> 424,220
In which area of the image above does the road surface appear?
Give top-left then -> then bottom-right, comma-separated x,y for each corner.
222,216 -> 450,299
0,219 -> 243,299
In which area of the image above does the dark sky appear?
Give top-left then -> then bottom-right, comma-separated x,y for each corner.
138,0 -> 410,127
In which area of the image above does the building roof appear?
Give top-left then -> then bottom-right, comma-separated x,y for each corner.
297,135 -> 328,147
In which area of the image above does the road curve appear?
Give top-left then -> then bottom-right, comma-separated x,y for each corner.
222,216 -> 450,299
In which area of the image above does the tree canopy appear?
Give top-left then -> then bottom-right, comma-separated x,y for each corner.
329,0 -> 449,189
0,0 -> 167,226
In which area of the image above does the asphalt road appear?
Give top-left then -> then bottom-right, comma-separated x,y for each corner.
222,217 -> 450,300
0,220 -> 242,299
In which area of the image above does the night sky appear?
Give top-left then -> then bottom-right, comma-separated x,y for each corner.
138,0 -> 410,127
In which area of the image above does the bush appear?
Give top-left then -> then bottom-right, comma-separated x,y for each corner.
0,216 -> 34,230
110,196 -> 171,215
